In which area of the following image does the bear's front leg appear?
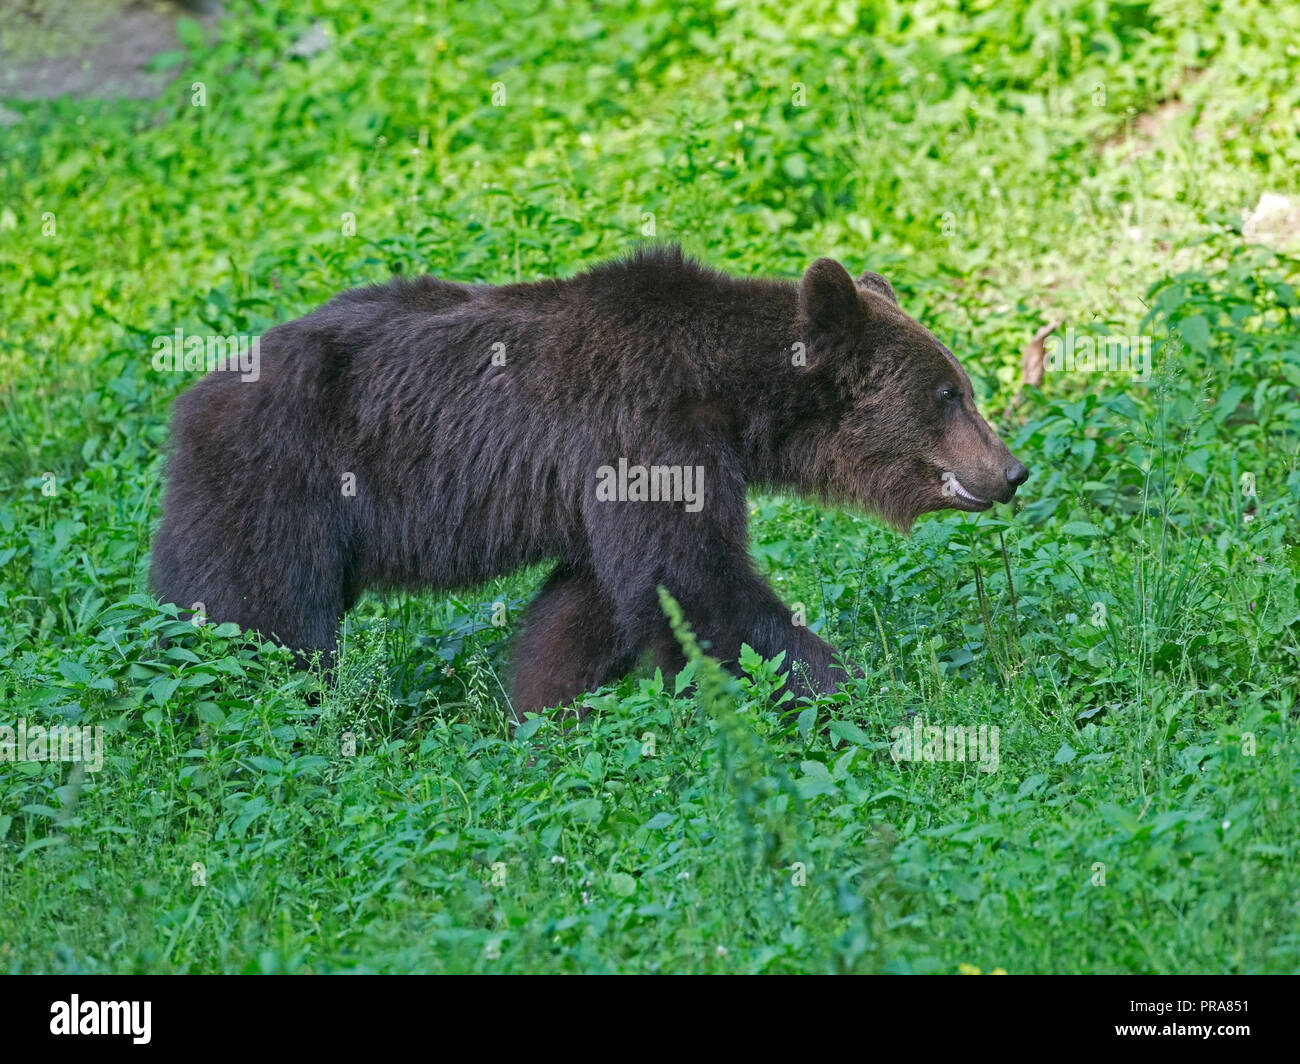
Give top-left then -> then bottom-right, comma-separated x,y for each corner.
584,451 -> 856,704
652,561 -> 849,699
594,530 -> 852,700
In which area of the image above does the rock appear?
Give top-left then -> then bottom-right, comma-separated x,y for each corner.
286,22 -> 330,60
1242,193 -> 1300,253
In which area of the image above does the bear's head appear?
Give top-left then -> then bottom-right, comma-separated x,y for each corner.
795,257 -> 1029,531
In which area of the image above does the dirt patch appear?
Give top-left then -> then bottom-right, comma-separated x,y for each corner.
0,0 -> 221,102
1098,68 -> 1208,163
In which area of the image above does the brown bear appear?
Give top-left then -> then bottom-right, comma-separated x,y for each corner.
151,247 -> 1028,718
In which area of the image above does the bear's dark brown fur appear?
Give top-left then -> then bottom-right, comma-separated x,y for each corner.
151,247 -> 1027,717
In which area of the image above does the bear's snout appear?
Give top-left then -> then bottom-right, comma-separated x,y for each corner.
940,450 -> 1029,510
979,456 -> 1029,504
1004,458 -> 1030,493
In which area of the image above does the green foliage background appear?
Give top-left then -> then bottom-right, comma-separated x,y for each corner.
0,0 -> 1297,972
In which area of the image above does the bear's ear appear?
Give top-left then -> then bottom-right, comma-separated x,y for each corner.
857,270 -> 897,304
799,258 -> 861,333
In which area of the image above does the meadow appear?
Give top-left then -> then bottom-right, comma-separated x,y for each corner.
0,0 -> 1297,973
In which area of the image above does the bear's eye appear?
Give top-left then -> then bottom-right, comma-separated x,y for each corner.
938,385 -> 957,403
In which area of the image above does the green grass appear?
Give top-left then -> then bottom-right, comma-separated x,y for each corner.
0,0 -> 1297,973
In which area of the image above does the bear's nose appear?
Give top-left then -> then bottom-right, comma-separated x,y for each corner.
1004,460 -> 1029,490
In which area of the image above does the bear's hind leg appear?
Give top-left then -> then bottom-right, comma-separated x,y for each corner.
151,512 -> 346,669
509,564 -> 635,722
